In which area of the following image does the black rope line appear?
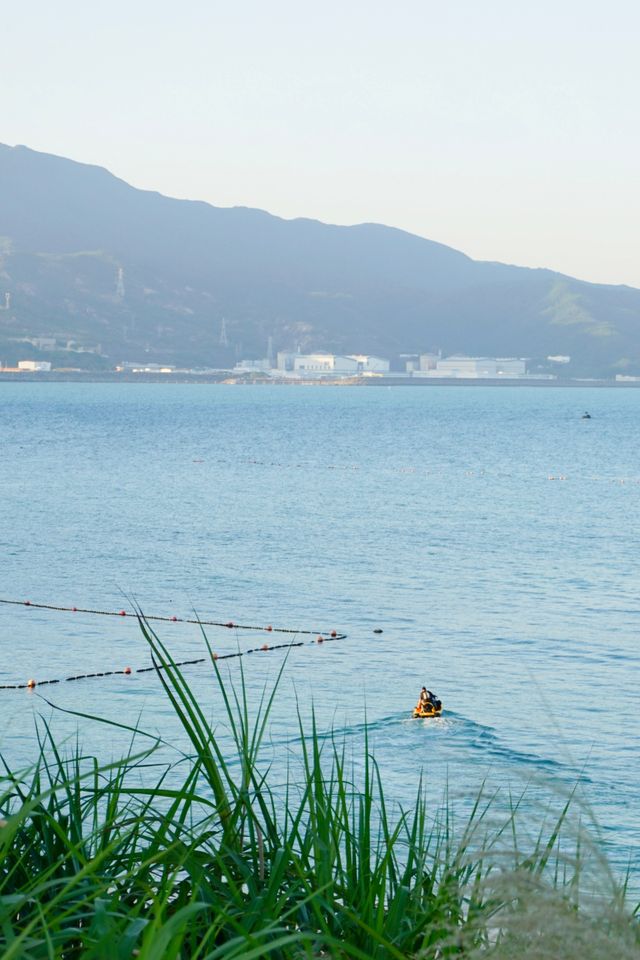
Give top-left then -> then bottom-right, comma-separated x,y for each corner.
0,637 -> 341,690
0,598 -> 346,690
0,598 -> 342,638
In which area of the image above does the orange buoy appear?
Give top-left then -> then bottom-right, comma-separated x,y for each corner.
119,610 -> 127,617
24,601 -> 31,606
72,606 -> 78,612
316,635 -> 324,643
226,621 -> 235,628
171,616 -> 178,621
123,666 -> 132,675
261,644 -> 269,651
330,630 -> 337,638
265,625 -> 273,631
211,652 -> 218,661
27,678 -> 36,688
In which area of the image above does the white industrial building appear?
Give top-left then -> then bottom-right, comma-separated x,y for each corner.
293,353 -> 358,374
412,356 -> 527,378
349,354 -> 390,373
419,353 -> 439,371
272,352 -> 389,377
276,351 -> 296,372
116,362 -> 175,373
494,358 -> 527,376
405,353 -> 442,373
233,358 -> 273,373
18,360 -> 52,372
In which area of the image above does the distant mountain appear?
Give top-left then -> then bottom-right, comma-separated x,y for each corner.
1,143 -> 639,375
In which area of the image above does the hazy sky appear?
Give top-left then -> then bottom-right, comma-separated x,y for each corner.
3,0 -> 639,286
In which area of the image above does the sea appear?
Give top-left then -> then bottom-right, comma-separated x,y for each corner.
0,382 -> 638,884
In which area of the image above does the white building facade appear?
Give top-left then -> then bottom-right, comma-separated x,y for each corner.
412,356 -> 527,378
293,354 -> 359,374
233,358 -> 272,373
18,360 -> 52,372
348,355 -> 390,373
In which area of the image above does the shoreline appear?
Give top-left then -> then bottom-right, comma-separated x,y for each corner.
1,372 -> 639,387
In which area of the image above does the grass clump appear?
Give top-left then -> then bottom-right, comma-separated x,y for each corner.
0,617 -> 638,959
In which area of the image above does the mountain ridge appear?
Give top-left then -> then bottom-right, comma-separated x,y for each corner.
1,143 -> 639,375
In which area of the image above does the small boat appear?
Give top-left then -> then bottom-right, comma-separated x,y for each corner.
581,411 -> 591,419
412,698 -> 443,719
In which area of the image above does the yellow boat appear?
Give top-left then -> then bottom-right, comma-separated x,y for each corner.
412,699 -> 443,719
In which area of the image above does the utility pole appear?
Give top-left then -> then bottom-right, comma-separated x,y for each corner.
115,267 -> 125,300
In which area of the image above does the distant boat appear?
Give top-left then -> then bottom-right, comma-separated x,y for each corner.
581,411 -> 592,419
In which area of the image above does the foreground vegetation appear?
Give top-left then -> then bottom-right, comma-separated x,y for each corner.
1,619 -> 638,959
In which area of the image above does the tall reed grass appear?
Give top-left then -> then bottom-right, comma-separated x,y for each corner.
0,617 -> 638,958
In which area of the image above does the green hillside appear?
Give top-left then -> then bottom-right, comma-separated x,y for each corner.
1,144 -> 639,375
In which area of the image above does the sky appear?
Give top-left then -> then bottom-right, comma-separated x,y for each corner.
2,0 -> 640,287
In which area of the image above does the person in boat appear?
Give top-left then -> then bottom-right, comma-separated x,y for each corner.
416,687 -> 433,711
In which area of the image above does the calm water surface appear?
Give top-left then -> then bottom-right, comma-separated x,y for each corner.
0,384 -> 638,878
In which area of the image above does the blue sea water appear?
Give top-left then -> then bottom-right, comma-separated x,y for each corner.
0,383 -> 638,880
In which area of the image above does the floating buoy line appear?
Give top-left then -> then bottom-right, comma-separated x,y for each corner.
0,598 -> 345,691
